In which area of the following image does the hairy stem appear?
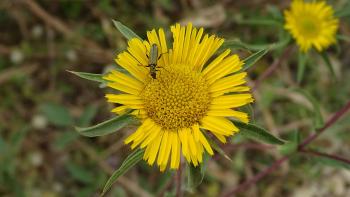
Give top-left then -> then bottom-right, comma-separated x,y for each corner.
222,100 -> 350,197
300,149 -> 350,165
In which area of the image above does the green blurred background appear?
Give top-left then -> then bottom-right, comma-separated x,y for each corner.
0,0 -> 349,196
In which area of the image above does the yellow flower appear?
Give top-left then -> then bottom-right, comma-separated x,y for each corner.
284,0 -> 339,52
104,23 -> 253,171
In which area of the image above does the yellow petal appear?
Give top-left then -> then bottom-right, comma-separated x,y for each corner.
148,130 -> 164,165
210,94 -> 254,109
207,109 -> 249,123
201,116 -> 238,135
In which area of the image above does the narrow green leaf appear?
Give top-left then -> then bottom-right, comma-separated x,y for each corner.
336,34 -> 350,42
242,48 -> 269,71
54,131 -> 79,149
297,52 -> 307,83
293,89 -> 324,129
320,52 -> 336,79
101,149 -> 144,196
66,162 -> 95,184
187,163 -> 205,191
77,105 -> 98,127
335,2 -> 350,18
205,134 -> 232,162
0,137 -> 8,155
235,16 -> 282,26
222,35 -> 289,52
112,20 -> 141,40
75,113 -> 136,137
266,5 -> 283,21
68,70 -> 106,83
311,154 -> 350,170
10,127 -> 29,153
278,130 -> 300,155
40,103 -> 73,127
231,120 -> 285,145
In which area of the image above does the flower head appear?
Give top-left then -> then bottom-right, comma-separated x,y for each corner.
104,23 -> 253,171
284,0 -> 339,52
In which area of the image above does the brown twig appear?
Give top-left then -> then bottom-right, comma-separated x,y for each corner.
253,46 -> 294,90
222,156 -> 289,197
298,100 -> 350,149
299,149 -> 350,165
221,100 -> 350,197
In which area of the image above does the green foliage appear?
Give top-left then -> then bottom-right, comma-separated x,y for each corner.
77,105 -> 99,127
101,149 -> 145,196
278,130 -> 300,155
320,52 -> 336,79
40,103 -> 73,127
297,52 -> 307,83
243,48 -> 269,71
75,113 -> 136,137
66,162 -> 95,184
232,120 -> 285,145
68,70 -> 106,84
312,155 -> 350,170
293,89 -> 324,129
205,134 -> 232,162
186,163 -> 205,192
112,20 -> 142,40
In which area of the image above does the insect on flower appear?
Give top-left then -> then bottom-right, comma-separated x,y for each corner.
104,23 -> 254,171
146,44 -> 162,79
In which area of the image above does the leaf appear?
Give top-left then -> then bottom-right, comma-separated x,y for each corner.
311,154 -> 350,170
112,20 -> 141,40
68,70 -> 106,83
278,130 -> 300,155
54,131 -> 79,149
297,52 -> 307,83
320,52 -> 336,79
266,5 -> 283,21
75,113 -> 136,137
222,35 -> 290,52
293,89 -> 324,129
205,134 -> 232,162
77,105 -> 98,127
0,136 -> 8,155
335,2 -> 350,18
336,34 -> 350,42
231,120 -> 285,145
235,17 -> 282,26
187,163 -> 205,191
10,126 -> 29,153
66,162 -> 95,184
242,48 -> 269,71
40,103 -> 73,127
101,149 -> 144,196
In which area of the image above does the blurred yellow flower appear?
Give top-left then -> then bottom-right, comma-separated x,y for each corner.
104,23 -> 253,171
284,0 -> 339,52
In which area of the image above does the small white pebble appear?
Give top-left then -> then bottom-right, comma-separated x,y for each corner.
29,152 -> 43,167
10,49 -> 24,64
66,50 -> 77,62
52,182 -> 63,192
32,25 -> 44,38
31,114 -> 48,130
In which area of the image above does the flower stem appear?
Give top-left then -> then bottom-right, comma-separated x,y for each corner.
221,100 -> 350,197
299,149 -> 350,165
175,162 -> 183,197
253,46 -> 294,90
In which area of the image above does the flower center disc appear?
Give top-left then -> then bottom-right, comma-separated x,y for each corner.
141,64 -> 211,130
299,16 -> 320,38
